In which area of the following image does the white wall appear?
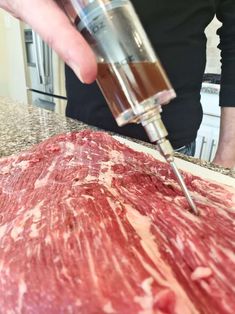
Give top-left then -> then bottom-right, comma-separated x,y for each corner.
0,10 -> 27,102
0,10 -> 9,97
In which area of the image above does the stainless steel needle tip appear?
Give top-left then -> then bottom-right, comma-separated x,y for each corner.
170,161 -> 199,216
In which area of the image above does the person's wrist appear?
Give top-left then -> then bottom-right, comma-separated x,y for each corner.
213,153 -> 235,169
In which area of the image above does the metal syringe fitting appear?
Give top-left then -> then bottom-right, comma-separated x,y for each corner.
156,138 -> 174,163
141,112 -> 174,162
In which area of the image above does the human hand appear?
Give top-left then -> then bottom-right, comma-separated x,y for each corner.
0,0 -> 97,83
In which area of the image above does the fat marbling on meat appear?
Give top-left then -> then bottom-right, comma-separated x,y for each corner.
0,130 -> 234,314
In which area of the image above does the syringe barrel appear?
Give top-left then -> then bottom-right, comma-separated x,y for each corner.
64,0 -> 176,126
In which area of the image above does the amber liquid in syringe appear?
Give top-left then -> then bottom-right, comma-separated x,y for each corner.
97,61 -> 173,125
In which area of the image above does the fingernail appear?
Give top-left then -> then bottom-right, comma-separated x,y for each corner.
69,62 -> 84,83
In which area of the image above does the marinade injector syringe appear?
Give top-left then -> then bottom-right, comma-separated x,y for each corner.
63,0 -> 199,215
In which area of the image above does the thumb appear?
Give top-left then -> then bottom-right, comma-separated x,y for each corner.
20,0 -> 97,83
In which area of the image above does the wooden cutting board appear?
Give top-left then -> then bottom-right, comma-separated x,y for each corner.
114,136 -> 235,190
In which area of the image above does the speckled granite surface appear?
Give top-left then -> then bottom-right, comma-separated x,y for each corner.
0,97 -> 234,178
0,97 -> 92,157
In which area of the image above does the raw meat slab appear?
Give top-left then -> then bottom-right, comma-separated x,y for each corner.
0,130 -> 234,314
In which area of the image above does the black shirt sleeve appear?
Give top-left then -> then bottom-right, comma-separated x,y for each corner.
216,0 -> 235,107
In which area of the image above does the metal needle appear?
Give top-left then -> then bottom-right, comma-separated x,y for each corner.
169,161 -> 199,216
142,115 -> 199,216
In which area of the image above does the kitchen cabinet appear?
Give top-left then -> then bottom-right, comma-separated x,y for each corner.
194,17 -> 222,162
195,84 -> 220,162
196,118 -> 220,162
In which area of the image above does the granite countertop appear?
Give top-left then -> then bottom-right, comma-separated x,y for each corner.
0,97 -> 234,178
0,97 -> 91,157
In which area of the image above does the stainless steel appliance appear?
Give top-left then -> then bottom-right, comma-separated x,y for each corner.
22,24 -> 67,115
